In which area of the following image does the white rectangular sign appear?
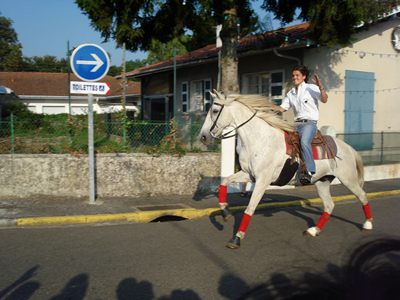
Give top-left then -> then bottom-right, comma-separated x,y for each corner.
70,81 -> 110,95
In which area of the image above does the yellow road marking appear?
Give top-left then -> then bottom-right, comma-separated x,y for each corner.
16,190 -> 400,226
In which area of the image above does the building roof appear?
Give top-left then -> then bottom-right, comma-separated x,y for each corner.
126,22 -> 311,78
0,72 -> 140,97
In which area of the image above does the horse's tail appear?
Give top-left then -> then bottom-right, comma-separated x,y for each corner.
354,149 -> 365,188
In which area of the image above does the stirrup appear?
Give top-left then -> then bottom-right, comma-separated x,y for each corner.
300,171 -> 312,185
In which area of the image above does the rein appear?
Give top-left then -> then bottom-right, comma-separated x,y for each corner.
209,103 -> 257,140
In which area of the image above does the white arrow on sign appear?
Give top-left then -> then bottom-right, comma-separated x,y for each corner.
76,53 -> 104,72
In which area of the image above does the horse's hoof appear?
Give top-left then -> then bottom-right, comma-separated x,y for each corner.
303,231 -> 313,237
221,206 -> 232,222
303,227 -> 320,237
223,215 -> 232,222
226,236 -> 240,249
362,219 -> 373,232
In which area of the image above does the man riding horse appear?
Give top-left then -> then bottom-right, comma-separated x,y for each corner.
199,86 -> 372,248
274,65 -> 328,185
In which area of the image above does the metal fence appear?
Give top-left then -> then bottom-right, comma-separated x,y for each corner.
0,115 -> 219,154
1,116 -> 399,165
336,132 -> 400,165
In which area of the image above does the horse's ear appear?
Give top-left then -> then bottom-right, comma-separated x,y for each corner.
210,91 -> 216,99
215,90 -> 225,100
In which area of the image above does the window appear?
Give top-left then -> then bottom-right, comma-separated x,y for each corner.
204,79 -> 212,112
182,78 -> 212,113
182,82 -> 188,113
193,82 -> 202,112
248,75 -> 260,94
243,70 -> 284,105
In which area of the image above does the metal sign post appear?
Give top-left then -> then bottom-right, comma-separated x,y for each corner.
70,43 -> 110,204
88,94 -> 95,203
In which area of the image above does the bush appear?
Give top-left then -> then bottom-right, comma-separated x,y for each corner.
1,102 -> 38,120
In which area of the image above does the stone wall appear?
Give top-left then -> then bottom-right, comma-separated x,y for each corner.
0,153 -> 221,200
1,152 -> 398,201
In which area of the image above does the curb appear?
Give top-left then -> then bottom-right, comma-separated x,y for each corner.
0,219 -> 18,227
6,190 -> 400,227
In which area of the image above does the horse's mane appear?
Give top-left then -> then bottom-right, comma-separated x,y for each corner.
224,94 -> 295,132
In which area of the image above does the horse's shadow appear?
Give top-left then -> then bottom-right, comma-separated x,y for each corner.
269,198 -> 364,231
209,193 -> 364,235
191,173 -> 220,202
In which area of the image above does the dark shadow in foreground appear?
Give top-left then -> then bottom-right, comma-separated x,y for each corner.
237,237 -> 400,300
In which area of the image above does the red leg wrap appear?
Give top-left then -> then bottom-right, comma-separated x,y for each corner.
219,185 -> 227,204
238,213 -> 252,233
316,212 -> 331,230
363,203 -> 372,219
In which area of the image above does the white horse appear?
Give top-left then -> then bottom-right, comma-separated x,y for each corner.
199,91 -> 373,249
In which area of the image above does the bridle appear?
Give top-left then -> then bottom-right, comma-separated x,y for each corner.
209,102 -> 257,140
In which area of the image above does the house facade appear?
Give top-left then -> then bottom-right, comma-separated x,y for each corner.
0,72 -> 141,117
304,20 -> 400,134
127,13 -> 400,137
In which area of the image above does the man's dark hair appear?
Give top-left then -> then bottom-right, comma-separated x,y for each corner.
292,65 -> 311,83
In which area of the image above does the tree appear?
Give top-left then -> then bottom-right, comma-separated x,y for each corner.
263,0 -> 400,47
0,12 -> 24,71
126,59 -> 147,72
75,0 -> 258,94
107,59 -> 147,76
23,55 -> 68,73
107,65 -> 122,77
145,35 -> 190,65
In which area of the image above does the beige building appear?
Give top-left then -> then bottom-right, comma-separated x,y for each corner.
304,20 -> 400,134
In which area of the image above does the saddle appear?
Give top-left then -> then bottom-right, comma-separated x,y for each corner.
286,130 -> 337,170
270,131 -> 337,186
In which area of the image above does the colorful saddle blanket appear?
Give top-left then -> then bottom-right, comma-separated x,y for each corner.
285,131 -> 337,161
271,131 -> 337,186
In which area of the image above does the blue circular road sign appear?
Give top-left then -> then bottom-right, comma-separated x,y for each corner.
70,43 -> 110,82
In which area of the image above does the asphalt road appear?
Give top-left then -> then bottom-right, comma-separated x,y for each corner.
1,195 -> 399,300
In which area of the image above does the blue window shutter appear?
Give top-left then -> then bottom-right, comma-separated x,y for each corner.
344,70 -> 375,150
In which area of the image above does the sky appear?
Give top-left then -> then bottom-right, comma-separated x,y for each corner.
1,0 -> 300,67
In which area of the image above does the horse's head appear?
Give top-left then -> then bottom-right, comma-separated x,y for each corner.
199,90 -> 233,145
